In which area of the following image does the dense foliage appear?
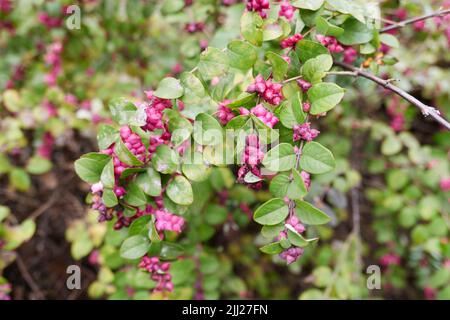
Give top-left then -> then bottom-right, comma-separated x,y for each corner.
1,0 -> 449,300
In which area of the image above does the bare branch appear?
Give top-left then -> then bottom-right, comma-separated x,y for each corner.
381,9 -> 450,33
333,61 -> 450,131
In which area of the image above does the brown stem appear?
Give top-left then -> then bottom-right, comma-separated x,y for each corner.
380,9 -> 450,33
333,61 -> 450,130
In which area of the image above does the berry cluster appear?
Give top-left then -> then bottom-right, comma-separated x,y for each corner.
0,283 -> 11,300
138,256 -> 174,293
280,247 -> 304,265
280,33 -> 303,48
37,132 -> 54,159
38,11 -> 63,29
101,126 -> 146,177
276,215 -> 306,264
241,133 -> 265,166
119,126 -> 147,162
141,91 -> 173,155
217,100 -> 235,125
278,2 -> 295,21
154,209 -> 185,234
0,0 -> 12,13
246,75 -> 283,106
379,253 -> 401,267
185,22 -> 205,33
240,104 -> 279,128
246,0 -> 270,19
5,65 -> 25,89
43,42 -> 63,86
316,34 -> 344,53
296,79 -> 312,92
142,91 -> 172,132
440,178 -> 450,192
293,122 -> 320,142
237,134 -> 264,189
343,46 -> 358,64
386,96 -> 406,132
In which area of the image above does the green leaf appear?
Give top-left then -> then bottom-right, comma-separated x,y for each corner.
227,40 -> 257,71
109,98 -> 144,126
379,34 -> 399,48
4,219 -> 36,250
337,18 -> 373,45
164,109 -> 193,146
286,224 -> 309,247
227,93 -> 257,109
3,89 -> 22,112
160,242 -> 184,260
198,47 -> 229,80
193,113 -> 224,146
166,175 -> 193,205
136,167 -> 161,197
100,159 -> 115,188
292,0 -> 324,10
123,181 -> 147,207
260,242 -> 284,254
263,20 -> 283,41
0,205 -> 10,222
270,170 -> 307,200
279,93 -> 306,128
261,223 -> 285,238
26,156 -> 52,175
325,0 -> 366,23
129,215 -> 152,236
262,143 -> 296,172
315,16 -> 344,36
182,153 -> 211,182
154,77 -> 184,99
381,135 -> 402,156
102,188 -> 118,207
152,144 -> 180,174
300,141 -> 335,174
254,198 -> 289,225
161,0 -> 184,14
204,204 -> 228,225
308,82 -> 345,115
301,54 -> 333,84
296,39 -> 328,63
266,51 -> 289,81
120,235 -> 150,260
74,153 -> 111,183
97,124 -> 118,150
241,11 -> 263,46
114,139 -> 144,166
295,200 -> 331,225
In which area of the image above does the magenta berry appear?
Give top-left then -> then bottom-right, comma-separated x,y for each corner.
249,104 -> 279,128
379,253 -> 401,267
296,79 -> 312,92
154,209 -> 185,234
343,46 -> 358,64
293,122 -> 320,142
316,34 -> 344,53
278,2 -> 295,21
139,256 -> 174,293
440,178 -> 450,192
246,75 -> 283,106
279,247 -> 304,265
246,0 -> 270,19
281,33 -> 303,48
302,102 -> 311,113
217,100 -> 235,125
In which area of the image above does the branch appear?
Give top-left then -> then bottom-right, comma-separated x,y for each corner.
380,9 -> 450,33
333,61 -> 450,131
